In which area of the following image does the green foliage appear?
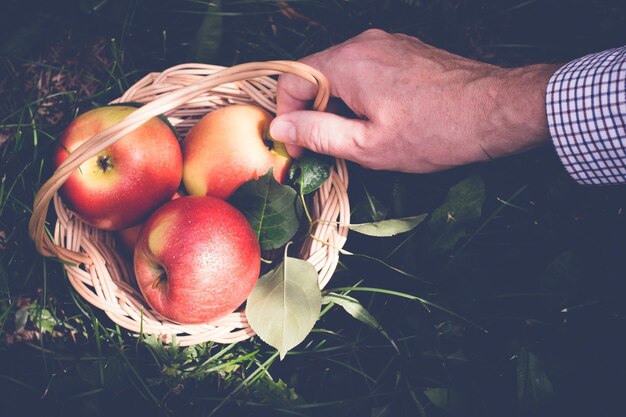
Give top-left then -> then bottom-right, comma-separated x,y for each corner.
2,1 -> 626,416
246,253 -> 322,359
348,213 -> 427,237
28,302 -> 58,334
516,347 -> 554,408
288,150 -> 332,195
229,169 -> 303,250
428,175 -> 485,253
323,292 -> 382,331
424,387 -> 468,415
141,336 -> 253,380
323,291 -> 398,351
242,377 -> 304,407
352,184 -> 389,222
189,0 -> 223,63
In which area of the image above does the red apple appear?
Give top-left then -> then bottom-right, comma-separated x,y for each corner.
182,104 -> 291,199
116,192 -> 183,253
117,223 -> 142,254
134,196 -> 261,324
54,105 -> 182,230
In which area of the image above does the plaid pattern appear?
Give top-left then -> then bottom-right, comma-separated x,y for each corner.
546,46 -> 626,185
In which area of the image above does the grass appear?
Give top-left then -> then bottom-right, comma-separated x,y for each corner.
1,0 -> 626,416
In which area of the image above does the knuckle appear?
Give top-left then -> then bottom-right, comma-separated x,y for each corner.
359,28 -> 388,38
351,125 -> 378,167
352,126 -> 400,171
336,42 -> 361,61
393,32 -> 420,42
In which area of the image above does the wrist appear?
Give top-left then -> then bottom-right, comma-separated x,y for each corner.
486,63 -> 560,158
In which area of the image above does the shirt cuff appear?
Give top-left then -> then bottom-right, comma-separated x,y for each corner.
546,46 -> 626,185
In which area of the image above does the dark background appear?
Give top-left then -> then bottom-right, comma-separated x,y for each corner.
1,0 -> 625,416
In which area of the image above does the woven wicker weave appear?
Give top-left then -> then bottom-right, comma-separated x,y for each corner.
28,61 -> 350,346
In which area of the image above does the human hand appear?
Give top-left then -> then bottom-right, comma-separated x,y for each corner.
270,29 -> 559,173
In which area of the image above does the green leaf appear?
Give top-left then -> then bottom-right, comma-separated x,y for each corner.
352,185 -> 388,223
516,347 -> 554,406
323,292 -> 399,352
189,0 -> 223,63
428,175 -> 485,253
288,151 -> 332,195
322,293 -> 381,330
371,405 -> 391,417
348,214 -> 427,237
229,170 -> 302,250
245,378 -> 304,407
28,303 -> 58,334
424,387 -> 467,415
246,256 -> 322,359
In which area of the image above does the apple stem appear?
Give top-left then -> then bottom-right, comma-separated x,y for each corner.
151,271 -> 167,290
151,277 -> 162,289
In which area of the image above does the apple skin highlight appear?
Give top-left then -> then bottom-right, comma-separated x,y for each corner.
182,104 -> 292,199
54,105 -> 182,231
133,196 -> 261,324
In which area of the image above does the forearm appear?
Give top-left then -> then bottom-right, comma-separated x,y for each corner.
420,63 -> 559,168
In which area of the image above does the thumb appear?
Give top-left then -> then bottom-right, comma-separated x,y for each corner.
269,110 -> 368,161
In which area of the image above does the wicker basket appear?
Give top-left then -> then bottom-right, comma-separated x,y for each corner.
28,61 -> 350,346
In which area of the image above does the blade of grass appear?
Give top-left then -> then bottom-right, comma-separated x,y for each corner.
68,289 -> 163,411
317,241 -> 432,285
445,183 -> 529,269
209,350 -> 280,417
66,387 -> 106,401
91,315 -> 106,387
328,286 -> 487,334
0,374 -> 39,392
384,228 -> 419,260
1,92 -> 77,123
499,0 -> 540,14
323,356 -> 377,384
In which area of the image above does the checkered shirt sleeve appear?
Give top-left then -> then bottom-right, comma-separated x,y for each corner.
546,46 -> 626,185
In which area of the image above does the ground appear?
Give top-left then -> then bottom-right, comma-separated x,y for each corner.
1,1 -> 626,416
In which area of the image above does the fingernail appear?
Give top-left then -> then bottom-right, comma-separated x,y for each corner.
270,119 -> 296,143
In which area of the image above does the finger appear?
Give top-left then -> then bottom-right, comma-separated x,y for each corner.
275,73 -> 315,115
280,97 -> 354,159
275,53 -> 330,115
269,110 -> 369,162
284,143 -> 304,159
276,39 -> 366,114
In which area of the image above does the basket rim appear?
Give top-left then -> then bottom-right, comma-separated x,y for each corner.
29,61 -> 331,261
30,61 -> 351,345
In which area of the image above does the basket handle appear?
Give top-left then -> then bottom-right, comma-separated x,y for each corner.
28,61 -> 330,263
